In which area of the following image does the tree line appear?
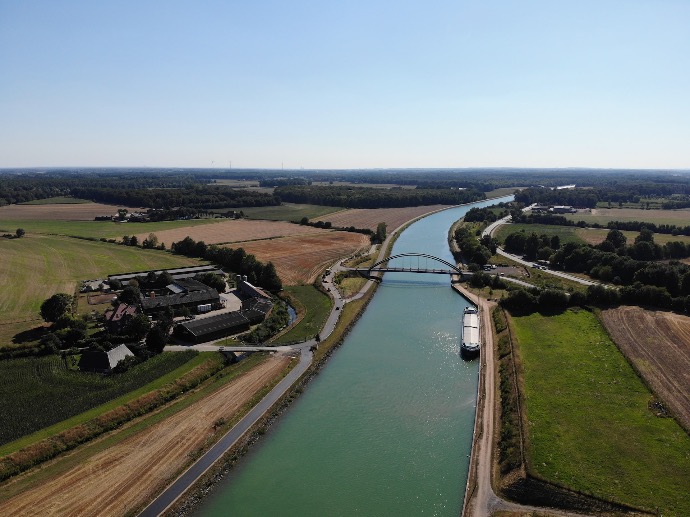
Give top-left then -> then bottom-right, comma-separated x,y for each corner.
71,185 -> 278,209
170,236 -> 282,291
275,185 -> 485,208
515,184 -> 690,209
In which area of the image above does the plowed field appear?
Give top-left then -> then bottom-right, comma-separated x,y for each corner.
312,205 -> 452,231
236,232 -> 370,285
0,353 -> 291,517
135,219 -> 322,248
601,306 -> 690,431
0,202 -> 142,221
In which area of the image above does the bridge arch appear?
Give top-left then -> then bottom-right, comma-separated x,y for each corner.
366,252 -> 464,278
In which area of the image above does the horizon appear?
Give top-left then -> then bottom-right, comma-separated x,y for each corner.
2,1 -> 689,169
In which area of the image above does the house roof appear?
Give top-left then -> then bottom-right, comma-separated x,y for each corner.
107,344 -> 135,369
179,312 -> 249,338
170,278 -> 212,293
105,303 -> 137,322
141,289 -> 219,311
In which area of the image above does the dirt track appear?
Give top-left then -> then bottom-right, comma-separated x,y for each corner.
0,354 -> 291,516
601,306 -> 690,431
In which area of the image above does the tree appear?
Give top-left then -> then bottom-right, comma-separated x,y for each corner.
144,233 -> 158,249
123,313 -> 151,340
195,272 -> 226,293
605,229 -> 627,249
374,222 -> 387,243
119,285 -> 141,305
146,325 -> 168,354
15,228 -> 25,238
129,235 -> 139,246
40,293 -> 73,323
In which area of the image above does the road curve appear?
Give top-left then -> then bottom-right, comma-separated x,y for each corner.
483,213 -> 597,287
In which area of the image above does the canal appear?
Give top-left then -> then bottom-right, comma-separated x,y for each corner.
196,197 -> 512,516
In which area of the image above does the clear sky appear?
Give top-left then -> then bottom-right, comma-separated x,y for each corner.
1,1 -> 688,169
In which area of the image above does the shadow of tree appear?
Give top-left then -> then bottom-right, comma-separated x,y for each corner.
12,325 -> 49,344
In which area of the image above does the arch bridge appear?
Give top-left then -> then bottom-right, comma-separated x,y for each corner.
352,253 -> 466,281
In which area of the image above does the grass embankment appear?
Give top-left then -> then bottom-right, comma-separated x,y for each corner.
493,307 -> 523,476
272,285 -> 332,343
511,309 -> 690,515
0,234 -> 202,345
240,203 -> 342,222
0,351 -> 201,454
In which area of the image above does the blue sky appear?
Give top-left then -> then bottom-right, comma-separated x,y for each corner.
1,1 -> 688,169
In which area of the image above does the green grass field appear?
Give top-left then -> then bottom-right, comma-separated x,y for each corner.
0,351 -> 198,447
273,285 -> 332,343
494,223 -> 587,246
0,218 -> 220,240
240,203 -> 343,222
512,309 -> 690,515
0,234 -> 203,342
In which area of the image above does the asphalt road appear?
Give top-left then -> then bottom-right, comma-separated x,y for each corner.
483,213 -> 596,287
138,347 -> 312,517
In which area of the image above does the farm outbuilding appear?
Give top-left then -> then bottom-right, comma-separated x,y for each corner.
78,344 -> 135,374
140,288 -> 220,316
175,312 -> 251,344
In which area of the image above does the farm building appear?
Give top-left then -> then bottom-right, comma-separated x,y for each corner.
104,303 -> 137,333
241,297 -> 274,324
108,265 -> 225,285
237,279 -> 271,300
175,312 -> 251,344
166,278 -> 214,294
140,288 -> 221,316
78,344 -> 135,373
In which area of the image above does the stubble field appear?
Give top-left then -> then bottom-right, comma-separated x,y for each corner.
135,218 -> 324,248
565,207 -> 690,226
601,306 -> 690,432
312,205 -> 452,231
236,231 -> 371,285
0,353 -> 291,516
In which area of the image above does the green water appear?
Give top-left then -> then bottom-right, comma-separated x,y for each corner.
197,198 -> 510,516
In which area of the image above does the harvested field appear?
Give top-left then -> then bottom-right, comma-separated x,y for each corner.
565,207 -> 690,226
312,205 -> 452,231
236,231 -> 370,285
135,219 -> 323,249
0,202 -> 143,221
0,353 -> 291,517
575,227 -> 690,246
601,306 -> 690,432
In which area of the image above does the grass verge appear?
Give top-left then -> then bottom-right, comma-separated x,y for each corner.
271,285 -> 331,343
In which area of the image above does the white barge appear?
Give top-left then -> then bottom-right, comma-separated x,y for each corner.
461,306 -> 480,358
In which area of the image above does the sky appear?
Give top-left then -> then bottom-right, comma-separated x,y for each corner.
1,0 -> 689,170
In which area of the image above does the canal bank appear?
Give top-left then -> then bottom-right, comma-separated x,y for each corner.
185,197 -> 512,517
